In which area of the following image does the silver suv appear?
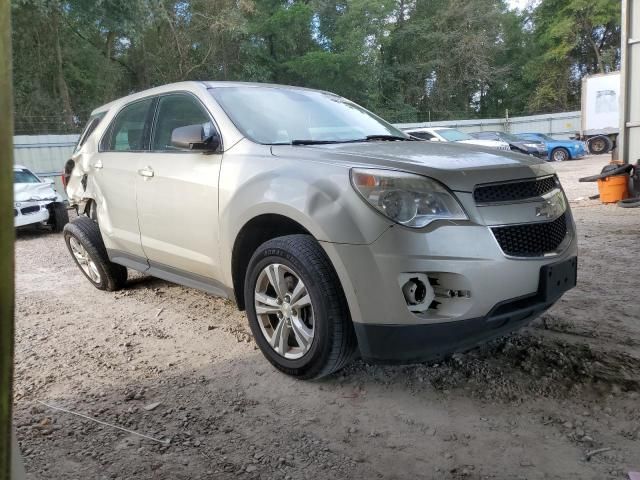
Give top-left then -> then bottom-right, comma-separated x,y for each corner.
64,82 -> 577,379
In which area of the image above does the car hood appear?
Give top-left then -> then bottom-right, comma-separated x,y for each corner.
14,182 -> 59,202
271,141 -> 554,192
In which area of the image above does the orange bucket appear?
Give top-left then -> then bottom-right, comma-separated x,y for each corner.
597,175 -> 629,203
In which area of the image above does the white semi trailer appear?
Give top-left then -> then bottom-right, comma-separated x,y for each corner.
577,71 -> 621,155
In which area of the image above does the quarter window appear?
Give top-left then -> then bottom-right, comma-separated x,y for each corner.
104,99 -> 154,152
152,94 -> 213,151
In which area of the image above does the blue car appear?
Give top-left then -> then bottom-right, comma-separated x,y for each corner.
516,133 -> 587,162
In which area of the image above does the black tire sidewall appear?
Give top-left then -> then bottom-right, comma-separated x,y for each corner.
245,244 -> 334,376
63,217 -> 126,291
51,203 -> 69,232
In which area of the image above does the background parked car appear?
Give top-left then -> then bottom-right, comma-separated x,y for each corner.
14,165 -> 68,231
515,133 -> 587,162
403,127 -> 511,151
471,131 -> 548,158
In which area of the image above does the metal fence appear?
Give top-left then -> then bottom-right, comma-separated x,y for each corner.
394,111 -> 582,139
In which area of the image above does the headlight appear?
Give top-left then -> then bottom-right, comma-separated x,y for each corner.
350,168 -> 468,228
524,143 -> 539,148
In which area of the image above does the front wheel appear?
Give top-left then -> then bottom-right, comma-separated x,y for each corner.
244,235 -> 357,379
550,148 -> 569,162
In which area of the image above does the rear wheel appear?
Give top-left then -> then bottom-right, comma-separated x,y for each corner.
551,148 -> 569,162
63,216 -> 127,291
244,234 -> 357,379
588,136 -> 612,155
49,202 -> 69,232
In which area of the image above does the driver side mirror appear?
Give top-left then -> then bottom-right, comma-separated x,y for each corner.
171,123 -> 220,152
429,137 -> 441,142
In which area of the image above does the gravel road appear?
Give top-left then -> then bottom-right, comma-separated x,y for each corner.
13,155 -> 640,479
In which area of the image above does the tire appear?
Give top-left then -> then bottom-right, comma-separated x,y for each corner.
63,216 -> 127,291
49,202 -> 69,232
618,197 -> 640,208
244,234 -> 357,379
551,148 -> 569,162
588,136 -> 612,155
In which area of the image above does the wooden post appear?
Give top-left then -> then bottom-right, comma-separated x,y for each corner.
0,0 -> 16,477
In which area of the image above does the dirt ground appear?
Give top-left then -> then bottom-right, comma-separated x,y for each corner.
13,155 -> 640,480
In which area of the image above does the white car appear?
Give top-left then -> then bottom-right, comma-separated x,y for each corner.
14,165 -> 69,231
404,127 -> 511,151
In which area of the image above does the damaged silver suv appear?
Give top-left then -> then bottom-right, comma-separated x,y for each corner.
64,82 -> 577,379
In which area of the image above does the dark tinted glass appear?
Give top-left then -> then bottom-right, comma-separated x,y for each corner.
105,99 -> 153,152
152,94 -> 212,151
75,112 -> 106,152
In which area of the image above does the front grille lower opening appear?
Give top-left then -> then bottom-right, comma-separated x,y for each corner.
491,213 -> 568,257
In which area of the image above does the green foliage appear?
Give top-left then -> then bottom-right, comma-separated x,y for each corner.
10,0 -> 622,133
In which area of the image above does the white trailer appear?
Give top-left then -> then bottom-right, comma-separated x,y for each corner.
619,0 -> 639,166
578,71 -> 621,155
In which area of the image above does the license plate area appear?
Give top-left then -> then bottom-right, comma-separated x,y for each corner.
540,257 -> 577,302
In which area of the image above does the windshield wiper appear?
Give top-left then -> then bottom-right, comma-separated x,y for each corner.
278,135 -> 412,146
364,134 -> 413,141
290,139 -> 346,145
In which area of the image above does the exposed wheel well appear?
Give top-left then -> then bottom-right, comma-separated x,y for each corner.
232,214 -> 311,310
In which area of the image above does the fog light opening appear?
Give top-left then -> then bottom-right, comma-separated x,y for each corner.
398,273 -> 435,313
402,277 -> 427,305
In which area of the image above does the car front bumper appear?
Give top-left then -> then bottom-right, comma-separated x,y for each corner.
14,201 -> 52,228
322,215 -> 578,363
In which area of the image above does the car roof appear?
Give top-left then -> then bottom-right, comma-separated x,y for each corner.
91,81 -> 333,116
14,164 -> 29,171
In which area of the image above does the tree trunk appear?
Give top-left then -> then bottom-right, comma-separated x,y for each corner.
105,30 -> 116,60
53,14 -> 75,128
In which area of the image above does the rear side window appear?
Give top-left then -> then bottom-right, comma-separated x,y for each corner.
102,98 -> 154,152
75,112 -> 106,152
152,94 -> 212,151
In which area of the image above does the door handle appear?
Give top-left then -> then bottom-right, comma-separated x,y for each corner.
138,166 -> 154,178
93,160 -> 103,169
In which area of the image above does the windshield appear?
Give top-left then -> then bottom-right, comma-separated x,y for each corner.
436,129 -> 473,141
14,169 -> 41,184
209,86 -> 408,144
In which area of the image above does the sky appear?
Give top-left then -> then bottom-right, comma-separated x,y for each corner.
507,0 -> 537,11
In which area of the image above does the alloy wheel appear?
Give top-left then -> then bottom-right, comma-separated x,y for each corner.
552,149 -> 568,162
69,236 -> 101,283
254,263 -> 315,359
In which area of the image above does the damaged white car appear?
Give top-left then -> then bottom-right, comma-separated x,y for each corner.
14,165 -> 69,231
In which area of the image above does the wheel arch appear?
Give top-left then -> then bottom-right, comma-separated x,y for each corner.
231,213 -> 313,311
